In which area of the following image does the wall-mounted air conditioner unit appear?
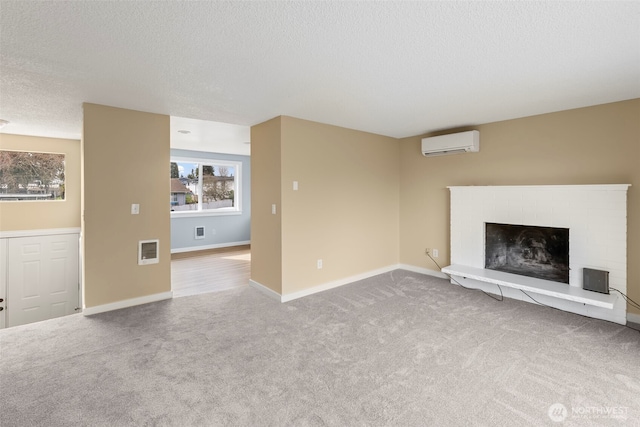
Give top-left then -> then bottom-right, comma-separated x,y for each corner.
421,130 -> 479,157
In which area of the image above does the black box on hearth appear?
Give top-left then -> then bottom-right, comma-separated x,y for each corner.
583,268 -> 609,294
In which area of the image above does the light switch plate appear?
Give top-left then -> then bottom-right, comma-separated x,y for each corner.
131,204 -> 140,215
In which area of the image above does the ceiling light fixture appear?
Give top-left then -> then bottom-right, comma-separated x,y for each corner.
177,129 -> 191,134
0,119 -> 9,129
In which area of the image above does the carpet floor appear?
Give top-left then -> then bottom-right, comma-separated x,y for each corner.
1,270 -> 639,426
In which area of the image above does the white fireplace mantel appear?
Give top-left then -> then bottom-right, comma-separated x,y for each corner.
445,184 -> 631,325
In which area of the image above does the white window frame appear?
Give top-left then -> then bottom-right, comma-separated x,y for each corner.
170,157 -> 242,218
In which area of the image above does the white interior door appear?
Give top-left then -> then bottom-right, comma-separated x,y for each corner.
7,233 -> 80,327
0,239 -> 6,329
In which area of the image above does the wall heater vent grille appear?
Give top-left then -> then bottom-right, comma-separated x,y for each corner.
195,226 -> 205,239
138,239 -> 159,265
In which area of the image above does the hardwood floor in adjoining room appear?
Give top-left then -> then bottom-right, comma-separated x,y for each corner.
171,245 -> 251,298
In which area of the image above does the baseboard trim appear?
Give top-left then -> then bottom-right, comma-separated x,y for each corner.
398,263 -> 448,279
627,312 -> 640,327
250,265 -> 401,303
281,265 -> 399,303
83,291 -> 174,316
249,279 -> 282,301
171,240 -> 250,254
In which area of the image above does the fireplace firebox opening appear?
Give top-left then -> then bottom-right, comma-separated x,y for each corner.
485,223 -> 569,283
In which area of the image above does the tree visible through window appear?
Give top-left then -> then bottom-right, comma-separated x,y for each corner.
0,150 -> 65,201
170,158 -> 241,214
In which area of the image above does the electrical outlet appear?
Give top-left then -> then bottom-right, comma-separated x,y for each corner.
433,249 -> 439,258
317,259 -> 323,269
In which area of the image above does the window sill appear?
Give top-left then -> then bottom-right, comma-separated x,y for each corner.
171,210 -> 242,219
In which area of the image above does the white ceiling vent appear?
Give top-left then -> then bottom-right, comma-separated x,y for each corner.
195,226 -> 205,240
138,239 -> 159,265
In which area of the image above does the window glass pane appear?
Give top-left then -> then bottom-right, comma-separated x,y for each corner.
0,150 -> 65,201
202,165 -> 235,211
170,161 -> 198,211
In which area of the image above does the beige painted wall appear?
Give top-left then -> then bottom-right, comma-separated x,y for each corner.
399,99 -> 640,315
0,134 -> 81,231
278,116 -> 399,294
83,104 -> 170,308
250,116 -> 283,294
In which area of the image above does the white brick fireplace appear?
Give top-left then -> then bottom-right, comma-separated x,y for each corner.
445,184 -> 631,325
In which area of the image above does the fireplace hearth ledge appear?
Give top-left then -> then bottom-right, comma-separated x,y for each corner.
441,264 -> 615,309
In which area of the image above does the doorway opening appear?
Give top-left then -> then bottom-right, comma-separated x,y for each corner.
171,245 -> 250,298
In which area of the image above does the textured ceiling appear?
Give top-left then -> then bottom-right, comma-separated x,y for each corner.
1,1 -> 639,146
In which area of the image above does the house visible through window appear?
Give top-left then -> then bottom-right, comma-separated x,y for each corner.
170,158 -> 241,216
0,150 -> 66,201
